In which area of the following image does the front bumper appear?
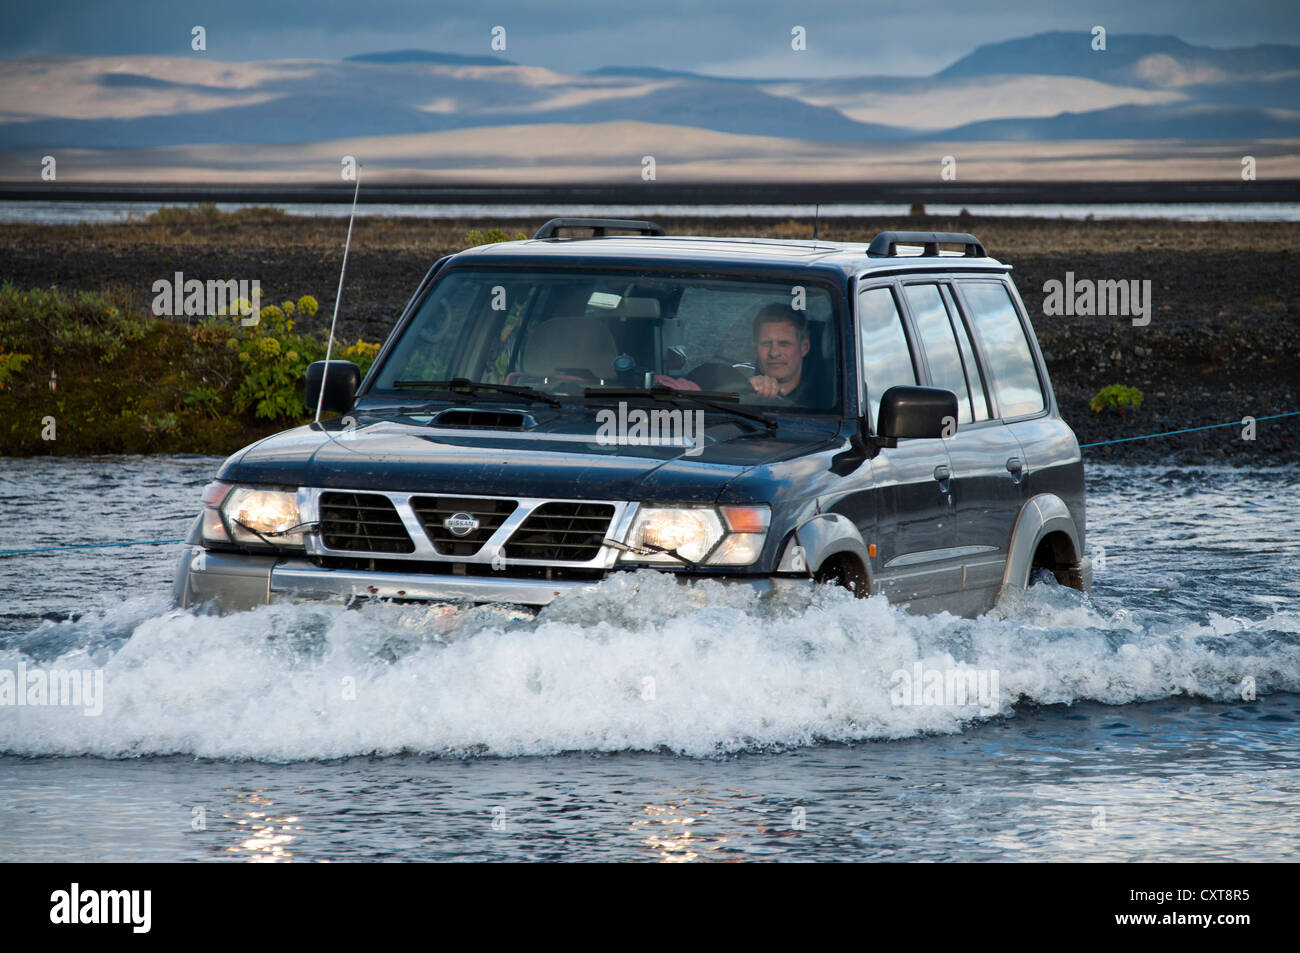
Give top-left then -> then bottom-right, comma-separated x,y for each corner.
173,546 -> 801,613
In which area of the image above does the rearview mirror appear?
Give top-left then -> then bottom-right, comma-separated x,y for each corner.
874,385 -> 958,447
304,361 -> 361,417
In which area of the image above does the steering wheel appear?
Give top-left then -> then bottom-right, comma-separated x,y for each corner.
688,361 -> 755,393
739,389 -> 793,407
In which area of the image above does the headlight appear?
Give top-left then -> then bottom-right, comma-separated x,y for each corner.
625,507 -> 724,564
198,481 -> 233,544
620,505 -> 769,567
220,487 -> 305,547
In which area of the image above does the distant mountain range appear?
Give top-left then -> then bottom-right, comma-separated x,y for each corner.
2,31 -> 1297,182
346,49 -> 518,67
938,32 -> 1300,85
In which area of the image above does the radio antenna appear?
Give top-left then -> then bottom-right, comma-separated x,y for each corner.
813,203 -> 820,243
315,167 -> 362,423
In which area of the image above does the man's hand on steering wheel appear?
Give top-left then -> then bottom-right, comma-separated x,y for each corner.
748,374 -> 782,399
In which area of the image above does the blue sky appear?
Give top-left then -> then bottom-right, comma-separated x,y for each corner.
4,0 -> 1299,77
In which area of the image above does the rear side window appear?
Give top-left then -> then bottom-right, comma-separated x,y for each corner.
941,285 -> 990,421
959,281 -> 1045,418
857,286 -> 916,426
904,283 -> 971,424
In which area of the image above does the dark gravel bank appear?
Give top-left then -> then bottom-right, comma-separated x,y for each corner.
2,212 -> 1296,463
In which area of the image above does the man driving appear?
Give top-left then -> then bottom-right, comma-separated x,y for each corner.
747,303 -> 826,406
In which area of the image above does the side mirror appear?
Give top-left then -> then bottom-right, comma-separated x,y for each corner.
874,385 -> 957,447
304,360 -> 361,417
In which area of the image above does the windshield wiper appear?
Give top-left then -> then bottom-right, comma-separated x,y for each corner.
584,386 -> 778,432
393,378 -> 562,408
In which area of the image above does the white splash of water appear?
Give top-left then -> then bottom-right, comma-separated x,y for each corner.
2,572 -> 1296,760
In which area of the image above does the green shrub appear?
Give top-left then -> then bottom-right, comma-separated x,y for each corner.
1089,384 -> 1144,415
259,304 -> 286,324
144,203 -> 222,224
464,228 -> 526,247
183,384 -> 223,417
224,292 -> 381,422
0,351 -> 32,389
0,286 -> 154,367
0,282 -> 381,454
337,338 -> 381,370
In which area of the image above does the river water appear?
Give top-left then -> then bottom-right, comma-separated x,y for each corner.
0,457 -> 1297,862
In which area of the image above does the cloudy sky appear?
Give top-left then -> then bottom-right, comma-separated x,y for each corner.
4,0 -> 1299,77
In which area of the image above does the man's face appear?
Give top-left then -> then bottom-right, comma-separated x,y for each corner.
755,320 -> 810,386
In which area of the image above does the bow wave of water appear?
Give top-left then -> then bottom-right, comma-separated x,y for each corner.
1,460 -> 1297,763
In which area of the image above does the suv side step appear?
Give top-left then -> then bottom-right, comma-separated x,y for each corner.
534,218 -> 666,240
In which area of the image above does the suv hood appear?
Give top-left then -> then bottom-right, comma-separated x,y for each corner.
217,412 -> 840,502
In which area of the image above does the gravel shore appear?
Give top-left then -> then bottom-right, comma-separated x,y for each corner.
2,212 -> 1296,462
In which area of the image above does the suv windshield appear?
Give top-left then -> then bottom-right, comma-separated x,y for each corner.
369,267 -> 843,412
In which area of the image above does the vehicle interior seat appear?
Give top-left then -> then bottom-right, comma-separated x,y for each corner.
519,317 -> 619,383
806,320 -> 833,377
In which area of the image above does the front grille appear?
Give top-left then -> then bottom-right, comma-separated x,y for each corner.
504,502 -> 615,562
318,492 -> 415,554
411,496 -> 518,556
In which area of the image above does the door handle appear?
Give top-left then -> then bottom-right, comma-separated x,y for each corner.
933,463 -> 952,498
1006,457 -> 1024,484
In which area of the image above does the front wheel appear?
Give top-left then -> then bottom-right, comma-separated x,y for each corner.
813,554 -> 871,598
1027,566 -> 1060,587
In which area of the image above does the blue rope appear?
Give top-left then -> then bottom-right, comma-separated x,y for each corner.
0,538 -> 185,557
1080,410 -> 1300,448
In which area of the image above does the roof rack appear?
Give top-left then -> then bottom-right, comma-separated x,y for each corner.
533,218 -> 666,240
867,231 -> 986,258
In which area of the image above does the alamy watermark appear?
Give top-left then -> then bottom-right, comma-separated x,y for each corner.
1042,273 -> 1151,326
890,662 -> 1000,715
0,662 -> 104,716
151,272 -> 261,325
595,401 -> 706,456
50,884 -> 150,933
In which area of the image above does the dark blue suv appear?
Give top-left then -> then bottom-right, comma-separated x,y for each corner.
174,220 -> 1091,617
